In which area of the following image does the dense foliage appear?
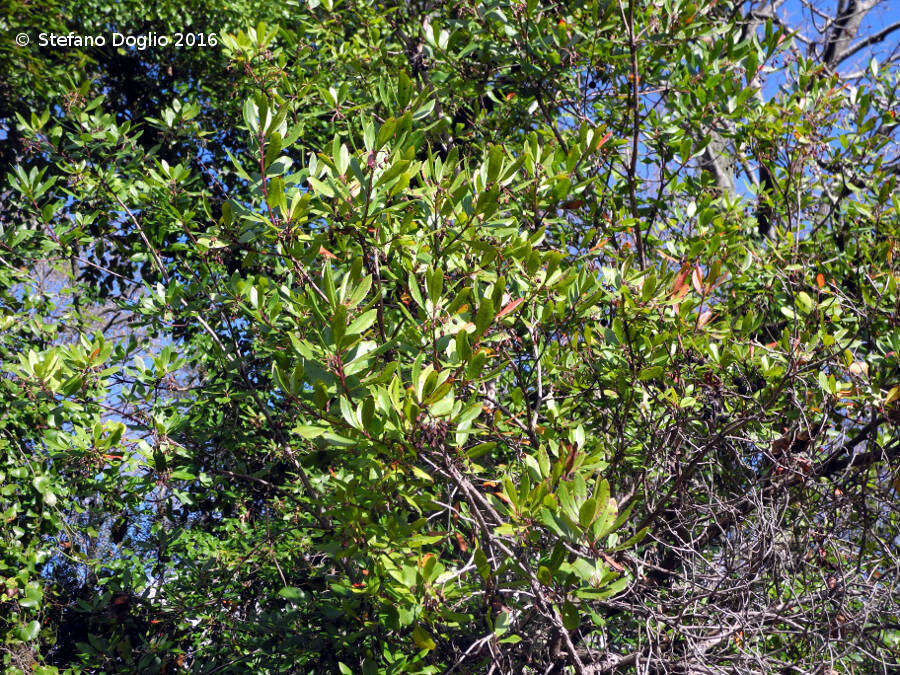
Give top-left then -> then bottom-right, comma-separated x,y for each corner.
2,0 -> 899,672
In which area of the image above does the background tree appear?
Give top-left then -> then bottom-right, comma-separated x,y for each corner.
2,1 -> 899,673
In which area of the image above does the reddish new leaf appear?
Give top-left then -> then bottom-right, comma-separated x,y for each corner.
496,297 -> 524,319
671,264 -> 691,299
691,265 -> 704,295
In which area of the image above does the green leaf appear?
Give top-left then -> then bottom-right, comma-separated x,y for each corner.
796,291 -> 814,315
426,267 -> 443,301
279,587 -> 305,600
106,423 -> 125,447
377,118 -> 397,147
475,298 -> 495,336
19,585 -> 43,609
15,620 -> 41,642
487,145 -> 504,184
295,425 -> 325,439
474,547 -> 491,580
347,309 -> 377,335
412,625 -> 436,652
345,275 -> 372,309
467,442 -> 496,459
32,475 -> 52,495
560,601 -> 580,631
407,272 -> 424,309
579,497 -> 598,528
266,176 -> 286,213
340,396 -> 358,429
332,304 -> 347,344
430,391 -> 455,417
308,176 -> 335,198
